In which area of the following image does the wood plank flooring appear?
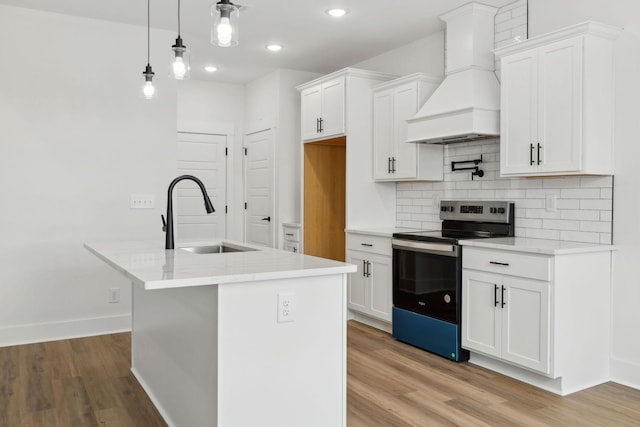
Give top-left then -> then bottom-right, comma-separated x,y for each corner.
1,321 -> 640,426
347,321 -> 640,426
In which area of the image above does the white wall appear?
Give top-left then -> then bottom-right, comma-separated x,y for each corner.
244,69 -> 321,248
177,80 -> 245,240
0,6 -> 178,345
351,32 -> 445,77
527,0 -> 640,389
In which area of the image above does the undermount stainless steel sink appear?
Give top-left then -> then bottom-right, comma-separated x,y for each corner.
179,243 -> 258,254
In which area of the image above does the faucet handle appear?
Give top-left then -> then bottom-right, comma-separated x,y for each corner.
161,214 -> 167,232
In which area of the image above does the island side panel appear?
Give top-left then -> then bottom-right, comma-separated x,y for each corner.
131,282 -> 219,427
217,274 -> 347,427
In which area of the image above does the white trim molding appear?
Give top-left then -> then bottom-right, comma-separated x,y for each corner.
611,357 -> 640,391
0,314 -> 131,347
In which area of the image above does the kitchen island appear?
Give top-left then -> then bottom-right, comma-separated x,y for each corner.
85,240 -> 356,427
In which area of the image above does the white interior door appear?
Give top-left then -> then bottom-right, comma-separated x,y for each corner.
175,132 -> 227,241
244,129 -> 274,248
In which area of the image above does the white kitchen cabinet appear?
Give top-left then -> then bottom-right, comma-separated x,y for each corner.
301,78 -> 345,141
297,68 -> 398,258
460,241 -> 613,395
346,232 -> 392,323
282,222 -> 301,253
463,269 -> 550,374
495,22 -> 619,177
372,74 -> 444,181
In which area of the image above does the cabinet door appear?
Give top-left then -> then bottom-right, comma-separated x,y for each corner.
537,38 -> 583,173
301,86 -> 322,141
283,241 -> 299,253
500,49 -> 538,175
393,84 -> 418,179
368,255 -> 392,322
461,270 -> 501,358
372,90 -> 395,180
502,277 -> 551,374
346,252 -> 368,314
320,79 -> 345,138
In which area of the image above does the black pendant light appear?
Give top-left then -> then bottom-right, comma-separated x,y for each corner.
142,0 -> 157,99
170,0 -> 190,79
211,0 -> 239,47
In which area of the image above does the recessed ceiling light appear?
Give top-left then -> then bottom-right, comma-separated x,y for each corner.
326,8 -> 347,18
204,65 -> 218,73
266,44 -> 283,52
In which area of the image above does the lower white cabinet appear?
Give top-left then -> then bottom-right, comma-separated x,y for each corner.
461,243 -> 613,395
462,269 -> 550,374
282,222 -> 301,253
346,232 -> 392,323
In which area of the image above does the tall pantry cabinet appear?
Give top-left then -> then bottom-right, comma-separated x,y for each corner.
297,68 -> 396,261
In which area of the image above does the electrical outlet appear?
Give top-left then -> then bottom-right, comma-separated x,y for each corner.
109,287 -> 120,304
130,194 -> 155,209
545,194 -> 557,212
277,292 -> 295,323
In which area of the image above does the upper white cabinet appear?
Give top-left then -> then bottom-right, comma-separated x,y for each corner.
372,74 -> 444,181
301,78 -> 345,141
495,22 -> 620,177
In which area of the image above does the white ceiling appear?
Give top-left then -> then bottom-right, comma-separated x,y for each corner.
0,0 -> 514,83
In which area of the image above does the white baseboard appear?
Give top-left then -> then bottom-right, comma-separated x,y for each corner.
0,314 -> 131,347
611,357 -> 640,391
349,311 -> 392,333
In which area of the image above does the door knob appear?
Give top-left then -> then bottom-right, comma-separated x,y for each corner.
261,216 -> 271,222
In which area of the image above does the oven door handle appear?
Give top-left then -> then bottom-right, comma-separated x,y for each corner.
392,239 -> 458,257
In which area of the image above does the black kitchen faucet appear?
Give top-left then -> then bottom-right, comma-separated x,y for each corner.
162,175 -> 215,249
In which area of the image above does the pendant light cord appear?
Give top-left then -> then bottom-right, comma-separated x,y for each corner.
177,0 -> 181,36
147,0 -> 151,65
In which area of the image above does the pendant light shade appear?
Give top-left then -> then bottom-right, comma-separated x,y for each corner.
170,0 -> 190,79
211,0 -> 239,47
142,0 -> 157,99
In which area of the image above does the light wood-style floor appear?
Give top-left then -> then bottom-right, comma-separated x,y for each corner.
2,321 -> 640,426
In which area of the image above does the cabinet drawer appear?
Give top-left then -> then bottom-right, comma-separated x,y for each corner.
284,241 -> 300,253
463,247 -> 551,281
283,226 -> 300,243
347,233 -> 392,256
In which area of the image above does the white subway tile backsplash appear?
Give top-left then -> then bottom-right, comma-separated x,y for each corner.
525,228 -> 561,240
560,188 -> 601,199
560,209 -> 600,221
580,221 -> 613,233
600,211 -> 612,222
560,231 -> 601,244
580,199 -> 612,210
396,138 -> 614,245
543,219 -> 580,231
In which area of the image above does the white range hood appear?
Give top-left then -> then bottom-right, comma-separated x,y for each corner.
406,2 -> 500,144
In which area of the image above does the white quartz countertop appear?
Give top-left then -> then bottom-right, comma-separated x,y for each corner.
85,240 -> 356,290
459,237 -> 615,255
346,227 -> 423,237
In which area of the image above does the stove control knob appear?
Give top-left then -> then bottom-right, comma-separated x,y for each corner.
448,206 -> 455,212
498,207 -> 506,214
441,206 -> 446,212
490,207 -> 497,214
